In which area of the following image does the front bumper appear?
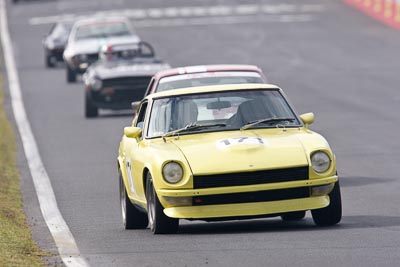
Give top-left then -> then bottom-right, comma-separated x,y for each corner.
158,175 -> 338,219
88,88 -> 148,110
164,196 -> 329,219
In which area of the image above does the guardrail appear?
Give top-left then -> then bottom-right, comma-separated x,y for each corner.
344,0 -> 400,29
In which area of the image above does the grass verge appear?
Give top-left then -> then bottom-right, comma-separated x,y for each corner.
0,60 -> 48,265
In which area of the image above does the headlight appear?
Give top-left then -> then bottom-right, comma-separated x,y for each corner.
162,162 -> 183,184
90,77 -> 102,90
47,41 -> 55,50
311,151 -> 331,173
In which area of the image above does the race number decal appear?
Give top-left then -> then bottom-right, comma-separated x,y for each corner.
126,159 -> 136,194
216,137 -> 267,149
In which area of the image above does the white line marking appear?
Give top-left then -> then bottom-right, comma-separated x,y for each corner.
132,14 -> 313,28
0,1 -> 89,266
29,4 -> 324,26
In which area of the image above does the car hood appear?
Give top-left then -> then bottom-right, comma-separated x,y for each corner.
65,35 -> 140,55
169,129 -> 320,175
94,62 -> 171,79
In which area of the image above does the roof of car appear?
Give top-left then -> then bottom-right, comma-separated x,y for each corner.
73,16 -> 131,28
152,64 -> 264,80
146,83 -> 280,100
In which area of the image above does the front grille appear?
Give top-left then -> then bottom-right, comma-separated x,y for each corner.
102,76 -> 152,89
87,53 -> 98,63
193,166 -> 309,189
92,76 -> 152,105
193,187 -> 309,206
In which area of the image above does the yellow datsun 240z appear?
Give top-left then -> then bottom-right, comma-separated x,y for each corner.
117,83 -> 341,234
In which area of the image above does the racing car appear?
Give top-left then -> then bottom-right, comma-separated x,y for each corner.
83,42 -> 170,118
118,83 -> 342,234
63,17 -> 140,83
131,64 -> 267,111
43,21 -> 73,68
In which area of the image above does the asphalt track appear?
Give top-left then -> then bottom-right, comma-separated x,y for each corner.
4,0 -> 400,266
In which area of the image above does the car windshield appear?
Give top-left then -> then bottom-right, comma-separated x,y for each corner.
147,89 -> 300,138
75,22 -> 131,40
156,72 -> 264,92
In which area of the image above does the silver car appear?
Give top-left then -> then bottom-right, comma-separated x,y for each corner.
63,17 -> 140,83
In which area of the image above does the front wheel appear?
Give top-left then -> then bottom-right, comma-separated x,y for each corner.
85,93 -> 98,118
311,181 -> 342,226
45,55 -> 55,68
146,173 -> 179,234
66,65 -> 77,83
119,171 -> 148,229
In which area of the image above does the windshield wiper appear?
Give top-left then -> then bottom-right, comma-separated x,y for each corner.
240,117 -> 296,131
162,122 -> 226,141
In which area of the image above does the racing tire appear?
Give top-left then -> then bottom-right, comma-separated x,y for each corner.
85,93 -> 98,118
119,171 -> 148,229
281,211 -> 306,221
66,65 -> 77,83
146,173 -> 179,234
311,181 -> 342,226
45,55 -> 55,68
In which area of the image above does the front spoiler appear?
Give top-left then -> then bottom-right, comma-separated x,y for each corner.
164,196 -> 329,219
158,175 -> 338,219
158,176 -> 338,197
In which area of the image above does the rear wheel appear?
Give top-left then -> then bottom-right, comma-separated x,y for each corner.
281,211 -> 306,221
119,171 -> 148,229
85,93 -> 98,118
66,65 -> 76,83
146,173 -> 179,234
311,181 -> 342,226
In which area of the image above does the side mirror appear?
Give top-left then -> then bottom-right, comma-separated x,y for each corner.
299,113 -> 314,128
124,126 -> 142,138
131,101 -> 140,113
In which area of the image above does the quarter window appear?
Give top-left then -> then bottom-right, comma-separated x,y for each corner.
135,102 -> 148,129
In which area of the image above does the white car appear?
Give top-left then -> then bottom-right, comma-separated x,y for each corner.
63,17 -> 140,83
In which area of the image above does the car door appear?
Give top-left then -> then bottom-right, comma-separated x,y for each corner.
124,101 -> 149,204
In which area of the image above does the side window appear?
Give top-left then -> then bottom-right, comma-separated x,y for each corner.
135,102 -> 148,129
144,78 -> 155,97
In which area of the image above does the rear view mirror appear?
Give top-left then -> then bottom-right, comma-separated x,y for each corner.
300,113 -> 314,128
206,101 -> 231,110
124,126 -> 142,139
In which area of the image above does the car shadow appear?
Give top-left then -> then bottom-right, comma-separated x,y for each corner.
91,110 -> 135,119
178,217 -> 327,235
46,62 -> 66,70
12,0 -> 56,4
340,176 -> 396,188
177,215 -> 400,235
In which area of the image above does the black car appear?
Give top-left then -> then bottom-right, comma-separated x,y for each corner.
43,21 -> 73,68
83,41 -> 170,118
